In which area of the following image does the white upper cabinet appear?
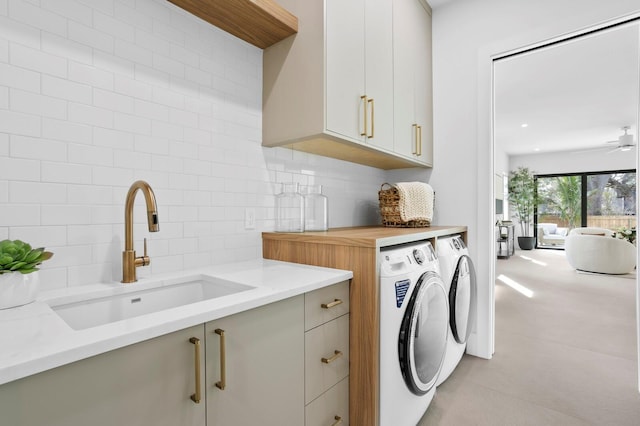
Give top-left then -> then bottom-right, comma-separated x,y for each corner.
264,0 -> 432,170
393,0 -> 433,166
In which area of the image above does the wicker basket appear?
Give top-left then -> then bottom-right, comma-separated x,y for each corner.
378,183 -> 431,228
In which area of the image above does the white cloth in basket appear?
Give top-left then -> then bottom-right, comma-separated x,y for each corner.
395,182 -> 434,222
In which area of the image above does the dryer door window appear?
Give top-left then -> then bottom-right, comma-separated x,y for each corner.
398,271 -> 448,395
449,255 -> 477,344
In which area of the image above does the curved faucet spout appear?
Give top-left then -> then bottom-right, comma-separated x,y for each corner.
122,180 -> 159,283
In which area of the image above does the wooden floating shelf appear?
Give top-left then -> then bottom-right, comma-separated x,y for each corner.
168,0 -> 298,49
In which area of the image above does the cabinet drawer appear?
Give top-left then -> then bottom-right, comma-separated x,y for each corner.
305,314 -> 349,404
305,280 -> 350,331
305,377 -> 349,426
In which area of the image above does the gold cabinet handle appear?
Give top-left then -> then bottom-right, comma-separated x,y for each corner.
417,125 -> 422,156
215,328 -> 226,390
360,95 -> 368,137
412,124 -> 418,155
367,98 -> 374,138
332,415 -> 343,426
321,350 -> 343,364
321,299 -> 343,309
189,337 -> 201,404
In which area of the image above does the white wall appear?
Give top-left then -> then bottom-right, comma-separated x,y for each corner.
0,0 -> 386,291
510,149 -> 636,175
431,0 -> 640,358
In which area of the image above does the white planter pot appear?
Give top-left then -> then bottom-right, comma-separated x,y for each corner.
0,271 -> 39,309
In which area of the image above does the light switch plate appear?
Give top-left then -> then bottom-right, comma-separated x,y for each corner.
245,208 -> 256,230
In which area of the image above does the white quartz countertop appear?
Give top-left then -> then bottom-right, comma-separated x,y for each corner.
0,259 -> 352,386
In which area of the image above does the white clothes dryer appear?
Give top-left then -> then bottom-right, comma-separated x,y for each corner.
436,235 -> 477,387
379,241 -> 449,426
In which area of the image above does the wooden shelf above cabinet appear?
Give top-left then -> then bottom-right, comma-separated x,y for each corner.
167,0 -> 298,49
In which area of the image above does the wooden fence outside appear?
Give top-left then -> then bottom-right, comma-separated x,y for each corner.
538,215 -> 636,231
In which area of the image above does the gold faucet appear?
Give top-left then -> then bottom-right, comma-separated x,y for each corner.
122,180 -> 159,283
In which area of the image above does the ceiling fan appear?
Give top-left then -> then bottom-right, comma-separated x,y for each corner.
606,126 -> 636,153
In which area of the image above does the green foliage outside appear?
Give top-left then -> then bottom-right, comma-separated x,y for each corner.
508,167 -> 536,237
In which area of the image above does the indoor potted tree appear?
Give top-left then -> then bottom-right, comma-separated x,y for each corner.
508,167 -> 537,250
0,240 -> 53,309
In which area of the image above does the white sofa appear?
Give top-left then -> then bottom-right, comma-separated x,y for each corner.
537,223 -> 568,246
564,227 -> 636,274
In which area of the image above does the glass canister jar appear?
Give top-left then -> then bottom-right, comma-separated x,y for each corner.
303,184 -> 328,231
275,182 -> 304,232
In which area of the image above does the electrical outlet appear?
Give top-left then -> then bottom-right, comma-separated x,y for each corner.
245,208 -> 256,230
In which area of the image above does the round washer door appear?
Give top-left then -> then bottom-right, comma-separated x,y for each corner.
398,271 -> 449,395
450,255 -> 477,344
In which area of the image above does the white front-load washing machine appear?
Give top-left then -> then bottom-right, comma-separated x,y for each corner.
436,235 -> 477,387
379,241 -> 449,426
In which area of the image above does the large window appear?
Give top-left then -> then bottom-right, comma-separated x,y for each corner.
535,170 -> 636,249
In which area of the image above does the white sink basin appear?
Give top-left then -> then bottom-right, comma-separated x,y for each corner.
51,275 -> 254,330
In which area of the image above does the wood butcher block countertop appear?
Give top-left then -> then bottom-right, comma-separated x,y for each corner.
263,225 -> 467,248
263,225 -> 467,425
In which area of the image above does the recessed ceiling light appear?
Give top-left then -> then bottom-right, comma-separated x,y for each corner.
533,147 -> 540,152
521,123 -> 528,128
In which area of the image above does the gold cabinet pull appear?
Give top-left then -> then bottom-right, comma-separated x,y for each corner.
321,350 -> 343,364
321,299 -> 343,309
215,328 -> 226,390
412,124 -> 418,155
360,95 -> 368,137
189,337 -> 201,404
332,415 -> 343,426
367,98 -> 374,138
417,125 -> 422,156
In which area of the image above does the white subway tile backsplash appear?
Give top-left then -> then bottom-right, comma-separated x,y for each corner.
0,15 -> 40,49
0,109 -> 41,137
0,0 -> 386,288
10,89 -> 68,120
93,126 -> 134,150
68,102 -> 114,128
41,32 -> 93,66
67,184 -> 112,205
0,86 -> 7,108
0,181 -> 7,202
69,62 -> 114,91
41,0 -> 92,25
0,62 -> 39,92
10,225 -> 67,246
68,20 -> 114,54
0,156 -> 40,181
94,10 -> 135,42
2,203 -> 40,225
9,181 -> 66,204
114,112 -> 151,135
68,143 -> 113,167
42,161 -> 92,184
8,0 -> 67,37
10,42 -> 67,78
42,204 -> 92,225
42,75 -> 93,105
43,118 -> 92,144
10,135 -> 67,162
91,166 -> 134,187
93,88 -> 134,114
67,224 -> 113,245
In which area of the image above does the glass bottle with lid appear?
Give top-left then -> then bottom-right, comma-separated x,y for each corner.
303,184 -> 328,231
275,182 -> 304,232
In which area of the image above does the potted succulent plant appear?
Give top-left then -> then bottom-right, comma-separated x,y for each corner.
508,167 -> 537,250
0,240 -> 53,309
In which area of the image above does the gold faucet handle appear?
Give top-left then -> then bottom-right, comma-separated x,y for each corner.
135,238 -> 151,267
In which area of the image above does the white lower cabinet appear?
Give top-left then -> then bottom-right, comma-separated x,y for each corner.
304,280 -> 350,425
205,295 -> 305,426
0,325 -> 206,426
0,284 -> 349,426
